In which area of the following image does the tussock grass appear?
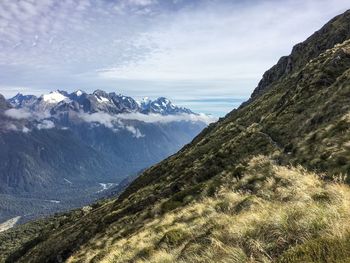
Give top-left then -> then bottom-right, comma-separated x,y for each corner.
67,156 -> 350,263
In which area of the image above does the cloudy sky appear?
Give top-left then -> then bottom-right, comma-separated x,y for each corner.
0,0 -> 348,116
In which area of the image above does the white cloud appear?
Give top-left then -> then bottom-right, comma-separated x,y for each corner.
79,111 -> 119,129
113,0 -> 157,15
4,121 -> 30,133
80,111 -> 215,125
4,108 -> 56,133
117,112 -> 217,125
6,123 -> 18,131
4,108 -> 50,120
125,0 -> 156,7
37,120 -> 55,130
4,108 -> 32,119
78,111 -> 216,126
76,111 -> 215,137
98,0 -> 349,85
125,125 -> 144,138
0,0 -> 155,68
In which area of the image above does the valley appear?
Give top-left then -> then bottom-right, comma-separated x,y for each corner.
0,217 -> 20,233
0,91 -> 210,226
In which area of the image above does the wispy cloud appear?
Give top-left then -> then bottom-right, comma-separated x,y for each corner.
4,108 -> 50,120
77,111 -> 216,137
36,119 -> 55,130
98,0 -> 349,84
125,125 -> 144,138
4,108 -> 54,132
3,102 -> 214,135
0,0 -> 349,116
4,108 -> 32,119
7,124 -> 30,133
78,111 -> 119,129
116,112 -> 216,125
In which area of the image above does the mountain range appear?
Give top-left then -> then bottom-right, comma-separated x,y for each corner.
8,90 -> 195,116
0,90 -> 211,224
1,9 -> 350,263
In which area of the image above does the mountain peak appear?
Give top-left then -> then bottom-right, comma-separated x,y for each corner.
42,90 -> 69,104
8,93 -> 37,108
139,97 -> 151,105
73,90 -> 85,97
13,92 -> 23,97
139,96 -> 194,115
154,97 -> 170,104
93,89 -> 109,98
7,90 -> 197,116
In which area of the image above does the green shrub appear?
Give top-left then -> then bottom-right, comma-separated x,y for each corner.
161,200 -> 183,214
159,228 -> 191,248
135,246 -> 155,259
278,234 -> 350,263
161,184 -> 204,213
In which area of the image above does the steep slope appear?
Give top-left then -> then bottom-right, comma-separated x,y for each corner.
249,9 -> 350,101
8,94 -> 37,109
140,97 -> 193,115
0,94 -> 10,111
1,10 -> 350,263
69,157 -> 350,262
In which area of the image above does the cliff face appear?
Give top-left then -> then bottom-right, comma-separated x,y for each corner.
0,94 -> 10,112
249,10 -> 350,101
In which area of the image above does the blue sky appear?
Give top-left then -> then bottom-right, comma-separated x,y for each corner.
0,0 -> 349,116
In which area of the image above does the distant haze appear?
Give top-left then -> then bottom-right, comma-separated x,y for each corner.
0,0 -> 348,116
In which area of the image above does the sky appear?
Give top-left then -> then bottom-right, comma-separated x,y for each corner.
0,0 -> 349,116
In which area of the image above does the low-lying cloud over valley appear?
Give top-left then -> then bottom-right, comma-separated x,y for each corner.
2,108 -> 216,137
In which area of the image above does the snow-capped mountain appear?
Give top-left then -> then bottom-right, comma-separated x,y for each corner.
9,89 -> 194,116
4,89 -> 213,136
9,90 -> 71,112
140,97 -> 193,115
8,93 -> 37,109
42,90 -> 69,104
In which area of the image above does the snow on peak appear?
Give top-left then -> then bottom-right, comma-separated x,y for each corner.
75,90 -> 84,96
42,91 -> 68,104
142,97 -> 150,103
153,97 -> 174,109
95,95 -> 110,103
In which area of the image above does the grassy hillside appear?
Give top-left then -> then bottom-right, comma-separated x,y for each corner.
68,156 -> 350,262
1,10 -> 350,263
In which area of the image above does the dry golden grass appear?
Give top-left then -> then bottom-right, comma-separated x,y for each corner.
65,156 -> 350,263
